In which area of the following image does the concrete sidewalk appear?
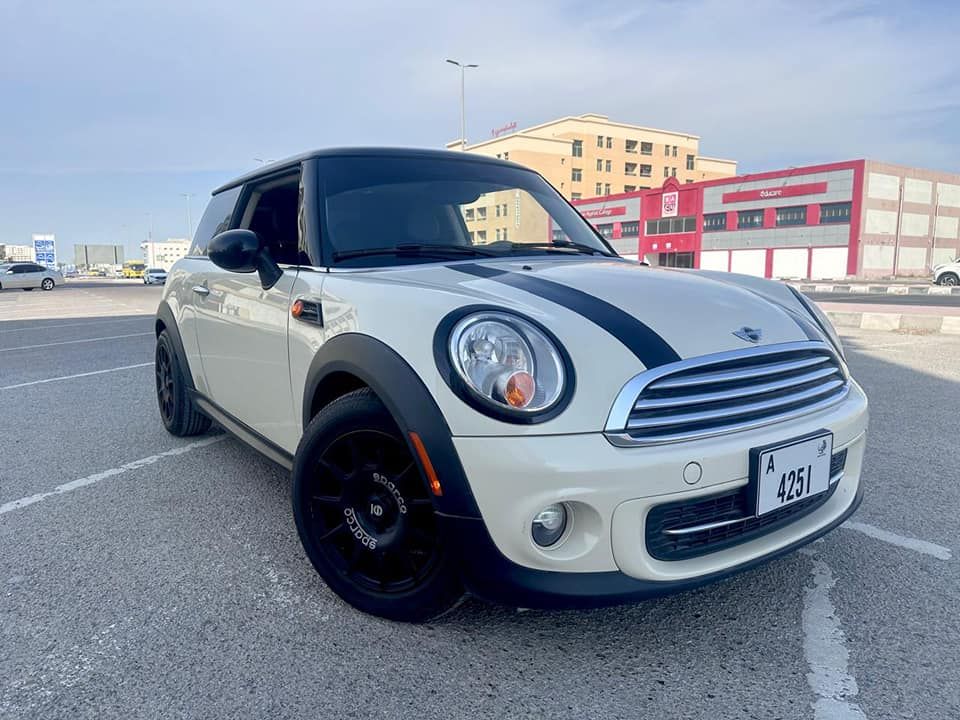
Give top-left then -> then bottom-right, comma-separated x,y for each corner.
791,282 -> 959,296
819,300 -> 960,334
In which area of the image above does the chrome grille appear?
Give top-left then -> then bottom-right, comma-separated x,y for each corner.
605,342 -> 848,446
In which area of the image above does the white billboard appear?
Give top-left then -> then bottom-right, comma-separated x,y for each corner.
32,233 -> 57,269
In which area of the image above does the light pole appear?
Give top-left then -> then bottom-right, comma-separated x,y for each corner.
446,59 -> 478,150
181,193 -> 194,241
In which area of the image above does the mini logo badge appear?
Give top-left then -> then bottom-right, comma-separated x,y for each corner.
733,326 -> 763,343
817,439 -> 828,457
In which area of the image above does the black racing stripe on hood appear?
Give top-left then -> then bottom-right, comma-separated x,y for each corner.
450,263 -> 681,368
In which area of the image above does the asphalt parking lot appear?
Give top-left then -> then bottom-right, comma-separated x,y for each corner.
1,281 -> 958,720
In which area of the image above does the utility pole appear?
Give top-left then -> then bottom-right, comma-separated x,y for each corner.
181,193 -> 194,241
446,59 -> 478,150
892,180 -> 904,277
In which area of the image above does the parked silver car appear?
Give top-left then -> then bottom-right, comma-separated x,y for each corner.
143,267 -> 168,285
0,262 -> 63,291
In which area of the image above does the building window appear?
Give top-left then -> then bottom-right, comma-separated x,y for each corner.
468,231 -> 475,242
737,209 -> 764,229
640,141 -> 653,155
685,179 -> 694,184
596,159 -> 603,171
625,139 -> 638,154
571,192 -> 582,200
465,208 -> 475,221
503,152 -> 509,160
477,207 -> 486,220
604,183 -> 611,195
571,168 -> 582,182
639,164 -> 652,177
703,213 -> 727,232
477,230 -> 487,242
820,201 -> 852,224
620,220 -> 640,237
663,167 -> 670,178
495,204 -> 501,217
605,160 -> 612,172
672,146 -> 678,157
671,167 -> 677,177
625,162 -> 637,176
645,216 -> 697,235
686,154 -> 695,171
502,203 -> 508,217
664,144 -> 670,156
572,139 -> 583,157
597,135 -> 604,147
624,185 -> 636,193
596,182 -> 602,195
496,228 -> 501,241
606,136 -> 613,149
776,206 -> 807,226
596,223 -> 614,238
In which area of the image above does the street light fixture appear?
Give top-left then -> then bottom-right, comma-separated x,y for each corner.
446,59 -> 478,151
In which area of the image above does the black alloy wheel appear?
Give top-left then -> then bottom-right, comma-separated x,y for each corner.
940,272 -> 958,287
154,329 -> 211,436
156,341 -> 176,425
293,389 -> 463,621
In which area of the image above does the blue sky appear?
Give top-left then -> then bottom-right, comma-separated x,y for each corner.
1,0 -> 957,260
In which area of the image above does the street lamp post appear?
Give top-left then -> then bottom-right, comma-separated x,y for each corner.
181,193 -> 194,241
446,59 -> 478,150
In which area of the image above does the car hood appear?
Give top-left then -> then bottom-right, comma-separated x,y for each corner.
419,257 -> 822,364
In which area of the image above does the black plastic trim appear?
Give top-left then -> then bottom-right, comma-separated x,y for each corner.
449,263 -> 681,369
302,333 -> 481,518
190,391 -> 294,470
439,481 -> 863,610
155,301 -> 194,391
432,305 -> 576,425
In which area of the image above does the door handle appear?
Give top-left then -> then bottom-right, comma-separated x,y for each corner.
192,285 -> 210,296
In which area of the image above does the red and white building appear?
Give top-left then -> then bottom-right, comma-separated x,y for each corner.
572,160 -> 960,279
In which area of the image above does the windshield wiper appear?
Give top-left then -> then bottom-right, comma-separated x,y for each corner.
507,241 -> 612,256
333,243 -> 499,261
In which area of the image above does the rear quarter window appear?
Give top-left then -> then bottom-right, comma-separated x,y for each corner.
190,186 -> 242,256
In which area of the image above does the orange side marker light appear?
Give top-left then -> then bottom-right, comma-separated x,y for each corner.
291,299 -> 304,318
409,431 -> 443,497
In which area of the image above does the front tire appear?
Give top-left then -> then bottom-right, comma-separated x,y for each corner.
155,330 -> 211,436
938,272 -> 958,287
41,278 -> 54,290
292,388 -> 464,622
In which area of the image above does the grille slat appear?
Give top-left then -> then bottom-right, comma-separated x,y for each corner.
646,449 -> 848,560
605,342 -> 848,447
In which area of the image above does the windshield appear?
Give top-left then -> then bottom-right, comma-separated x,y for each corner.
318,155 -> 615,267
147,268 -> 164,273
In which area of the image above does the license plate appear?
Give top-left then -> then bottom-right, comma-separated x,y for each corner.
750,432 -> 833,517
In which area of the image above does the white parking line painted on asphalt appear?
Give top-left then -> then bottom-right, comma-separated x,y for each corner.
0,362 -> 152,391
842,521 -> 952,560
0,332 -> 152,352
0,435 -> 226,515
0,317 -> 152,333
800,548 -> 867,720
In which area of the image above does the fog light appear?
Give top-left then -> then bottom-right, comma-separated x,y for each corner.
532,503 -> 567,547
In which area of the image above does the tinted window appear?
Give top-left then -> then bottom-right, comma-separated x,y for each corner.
190,186 -> 241,256
238,174 -> 305,266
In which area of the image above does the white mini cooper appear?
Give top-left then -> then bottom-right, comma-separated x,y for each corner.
155,148 -> 868,621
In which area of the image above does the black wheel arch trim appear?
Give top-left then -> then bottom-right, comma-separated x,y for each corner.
155,301 -> 195,391
432,304 -> 576,424
439,482 -> 863,609
302,332 -> 481,518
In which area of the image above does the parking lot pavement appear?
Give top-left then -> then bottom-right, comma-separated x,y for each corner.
1,284 -> 958,719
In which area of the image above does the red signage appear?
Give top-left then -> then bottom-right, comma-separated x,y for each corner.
661,191 -> 678,218
721,182 -> 828,204
580,206 -> 627,219
491,121 -> 518,138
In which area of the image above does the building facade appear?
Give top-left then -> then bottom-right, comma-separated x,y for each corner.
449,113 -> 737,202
141,238 -> 190,271
573,159 -> 960,279
1,244 -> 36,262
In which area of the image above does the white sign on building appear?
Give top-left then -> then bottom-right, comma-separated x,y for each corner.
32,234 -> 56,269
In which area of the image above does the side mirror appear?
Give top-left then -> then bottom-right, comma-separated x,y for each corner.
208,229 -> 283,289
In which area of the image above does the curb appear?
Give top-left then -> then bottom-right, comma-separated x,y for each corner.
791,283 -> 960,296
826,311 -> 960,334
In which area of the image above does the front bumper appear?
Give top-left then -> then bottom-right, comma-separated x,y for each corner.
445,380 -> 867,607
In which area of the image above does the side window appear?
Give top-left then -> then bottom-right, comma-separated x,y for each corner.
238,172 -> 305,266
190,186 -> 241,256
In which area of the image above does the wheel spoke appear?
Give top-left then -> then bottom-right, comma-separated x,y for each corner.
317,522 -> 346,542
316,458 -> 348,484
311,494 -> 342,505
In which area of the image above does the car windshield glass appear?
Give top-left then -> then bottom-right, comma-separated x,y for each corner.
319,155 -> 615,267
147,268 -> 163,273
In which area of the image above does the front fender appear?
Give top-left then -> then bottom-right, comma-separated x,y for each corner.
302,333 -> 481,518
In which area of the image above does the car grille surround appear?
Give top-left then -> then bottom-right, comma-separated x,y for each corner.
604,341 -> 849,447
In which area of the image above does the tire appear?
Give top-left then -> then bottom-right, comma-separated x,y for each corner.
155,329 -> 211,436
23,288 -> 33,291
292,388 -> 464,622
939,272 -> 958,287
41,278 -> 54,291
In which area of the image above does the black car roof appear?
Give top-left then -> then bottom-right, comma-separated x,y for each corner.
212,147 -> 526,194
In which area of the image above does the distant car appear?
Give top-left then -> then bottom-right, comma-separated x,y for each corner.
144,268 -> 168,285
933,258 -> 959,286
0,262 -> 62,291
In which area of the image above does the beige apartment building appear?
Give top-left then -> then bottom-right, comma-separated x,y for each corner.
448,113 -> 736,247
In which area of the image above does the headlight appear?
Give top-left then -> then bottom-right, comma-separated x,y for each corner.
790,287 -> 845,359
435,308 -> 574,423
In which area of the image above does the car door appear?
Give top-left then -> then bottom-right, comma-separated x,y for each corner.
191,169 -> 304,452
4,265 -> 31,288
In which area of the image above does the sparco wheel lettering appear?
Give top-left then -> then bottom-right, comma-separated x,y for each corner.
372,471 -> 408,514
344,507 -> 378,550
